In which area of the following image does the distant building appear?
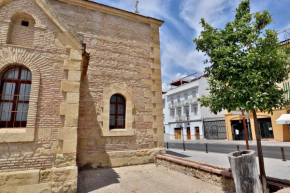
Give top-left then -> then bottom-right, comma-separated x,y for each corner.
163,75 -> 226,140
224,39 -> 290,142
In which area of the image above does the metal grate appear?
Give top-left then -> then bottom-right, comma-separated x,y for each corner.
203,118 -> 227,139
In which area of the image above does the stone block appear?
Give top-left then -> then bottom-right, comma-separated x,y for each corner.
69,49 -> 83,61
0,186 -> 17,193
110,158 -> 130,167
59,104 -> 79,116
60,81 -> 80,92
63,60 -> 82,70
68,70 -> 81,82
66,92 -> 80,104
40,169 -> 53,183
62,140 -> 77,154
5,170 -> 39,186
65,116 -> 79,127
17,183 -> 51,193
58,127 -> 77,141
52,166 -> 78,182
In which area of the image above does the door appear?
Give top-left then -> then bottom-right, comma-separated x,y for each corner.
195,127 -> 200,139
187,127 -> 191,140
175,128 -> 181,139
258,118 -> 274,139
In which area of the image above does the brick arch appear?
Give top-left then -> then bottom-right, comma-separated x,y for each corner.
6,10 -> 43,27
0,47 -> 45,142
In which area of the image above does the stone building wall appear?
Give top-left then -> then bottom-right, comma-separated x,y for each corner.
49,0 -> 165,168
0,0 -> 164,191
0,0 -> 83,192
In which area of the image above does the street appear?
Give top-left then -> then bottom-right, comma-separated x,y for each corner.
164,141 -> 290,160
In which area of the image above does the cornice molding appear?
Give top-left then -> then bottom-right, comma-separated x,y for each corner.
58,0 -> 164,27
35,0 -> 83,49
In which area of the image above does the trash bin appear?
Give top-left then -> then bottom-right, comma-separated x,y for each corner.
228,150 -> 262,193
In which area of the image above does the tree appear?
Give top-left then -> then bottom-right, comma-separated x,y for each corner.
194,0 -> 290,192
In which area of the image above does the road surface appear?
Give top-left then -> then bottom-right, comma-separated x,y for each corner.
164,142 -> 290,160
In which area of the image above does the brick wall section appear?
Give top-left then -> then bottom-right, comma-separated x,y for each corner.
9,17 -> 35,46
49,0 -> 164,168
0,0 -> 69,172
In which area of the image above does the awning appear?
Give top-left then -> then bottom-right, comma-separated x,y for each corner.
276,114 -> 290,124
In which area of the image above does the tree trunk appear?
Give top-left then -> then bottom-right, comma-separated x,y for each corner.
253,110 -> 269,193
229,150 -> 262,193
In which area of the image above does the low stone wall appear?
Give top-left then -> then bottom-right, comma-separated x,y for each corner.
0,166 -> 77,193
156,154 -> 235,192
78,148 -> 165,169
156,154 -> 290,193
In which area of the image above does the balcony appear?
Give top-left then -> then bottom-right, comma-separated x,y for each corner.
175,116 -> 190,122
168,103 -> 174,109
174,101 -> 182,108
189,97 -> 198,104
181,99 -> 189,106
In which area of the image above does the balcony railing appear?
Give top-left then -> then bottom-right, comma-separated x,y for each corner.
181,99 -> 189,106
189,97 -> 198,104
174,101 -> 182,108
175,116 -> 190,122
168,103 -> 174,109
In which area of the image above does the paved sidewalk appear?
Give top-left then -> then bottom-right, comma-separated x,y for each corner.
77,164 -> 227,193
165,139 -> 290,147
166,149 -> 290,180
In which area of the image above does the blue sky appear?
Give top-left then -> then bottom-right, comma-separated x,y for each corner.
92,0 -> 290,91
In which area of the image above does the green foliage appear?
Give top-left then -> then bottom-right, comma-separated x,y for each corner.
194,0 -> 290,114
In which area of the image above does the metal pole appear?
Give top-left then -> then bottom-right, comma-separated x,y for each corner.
181,126 -> 185,151
237,145 -> 240,151
241,109 -> 250,150
167,142 -> 169,150
206,143 -> 208,153
281,147 -> 286,161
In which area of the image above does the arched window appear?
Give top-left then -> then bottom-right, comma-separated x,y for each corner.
110,94 -> 126,129
0,66 -> 32,128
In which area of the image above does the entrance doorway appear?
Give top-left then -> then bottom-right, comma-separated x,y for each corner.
195,127 -> 200,139
258,118 -> 274,139
187,127 -> 191,140
231,120 -> 252,140
175,128 -> 181,139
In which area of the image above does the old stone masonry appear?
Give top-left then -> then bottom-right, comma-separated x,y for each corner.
0,0 -> 164,192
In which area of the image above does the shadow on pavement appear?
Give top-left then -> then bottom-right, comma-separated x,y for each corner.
166,150 -> 191,158
77,168 -> 120,193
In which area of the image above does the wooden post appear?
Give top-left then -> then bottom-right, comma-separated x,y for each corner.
241,109 -> 250,150
253,110 -> 268,193
228,150 -> 262,193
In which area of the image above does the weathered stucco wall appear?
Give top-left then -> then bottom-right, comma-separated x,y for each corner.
49,0 -> 164,168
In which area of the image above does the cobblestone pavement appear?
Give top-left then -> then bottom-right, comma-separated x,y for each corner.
77,164 -> 228,193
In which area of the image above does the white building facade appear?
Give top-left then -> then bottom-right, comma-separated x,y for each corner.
163,76 -> 226,140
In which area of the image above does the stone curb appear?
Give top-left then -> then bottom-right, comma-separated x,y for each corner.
156,154 -> 232,178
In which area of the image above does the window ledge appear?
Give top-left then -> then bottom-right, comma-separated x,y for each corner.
0,127 -> 34,143
101,128 -> 135,137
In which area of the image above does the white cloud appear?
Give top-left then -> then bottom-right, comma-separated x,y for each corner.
180,0 -> 240,37
162,83 -> 171,92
